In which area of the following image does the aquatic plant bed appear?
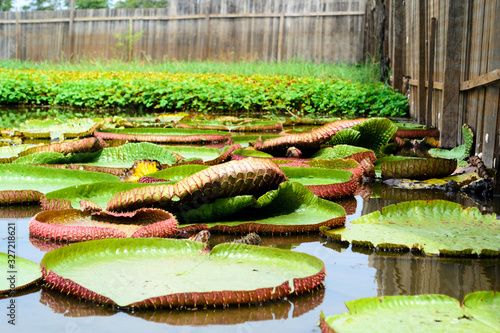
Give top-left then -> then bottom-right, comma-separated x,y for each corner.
0,69 -> 408,117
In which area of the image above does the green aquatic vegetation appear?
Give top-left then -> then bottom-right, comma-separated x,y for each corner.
320,291 -> 500,333
14,142 -> 177,168
0,253 -> 42,295
0,69 -> 408,118
0,164 -> 119,193
40,238 -> 325,307
429,124 -> 474,162
321,200 -> 500,257
179,181 -> 346,233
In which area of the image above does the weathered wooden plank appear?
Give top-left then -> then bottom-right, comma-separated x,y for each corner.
482,0 -> 500,179
460,69 -> 500,91
440,1 -> 466,148
391,0 -> 404,93
426,17 -> 437,129
417,0 -> 426,125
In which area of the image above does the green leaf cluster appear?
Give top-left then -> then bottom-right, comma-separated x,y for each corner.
0,69 -> 409,118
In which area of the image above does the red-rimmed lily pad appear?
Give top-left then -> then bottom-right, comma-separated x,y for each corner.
381,157 -> 457,180
311,145 -> 376,163
279,167 -> 358,199
320,200 -> 500,257
29,208 -> 178,241
1,253 -> 42,296
320,291 -> 500,333
14,142 -> 178,168
95,128 -> 232,144
178,181 -> 346,234
40,238 -> 325,308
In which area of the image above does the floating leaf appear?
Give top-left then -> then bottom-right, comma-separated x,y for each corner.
429,124 -> 474,161
106,158 -> 287,212
41,238 -> 325,307
18,137 -> 107,157
0,189 -> 44,205
280,167 -> 357,199
321,200 -> 500,257
14,142 -> 178,168
30,208 -> 178,241
320,291 -> 500,333
381,157 -> 457,179
0,165 -> 119,193
179,181 -> 346,233
253,119 -> 367,156
351,117 -> 398,156
327,128 -> 361,146
1,253 -> 42,295
312,145 -> 376,163
95,128 -> 231,144
45,182 -> 157,210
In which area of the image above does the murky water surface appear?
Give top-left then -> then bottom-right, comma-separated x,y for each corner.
1,107 -> 499,332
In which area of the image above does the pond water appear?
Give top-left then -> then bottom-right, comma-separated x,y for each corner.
1,106 -> 499,332
1,189 -> 499,333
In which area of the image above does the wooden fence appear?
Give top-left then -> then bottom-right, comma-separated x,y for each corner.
0,0 -> 366,63
383,0 -> 500,191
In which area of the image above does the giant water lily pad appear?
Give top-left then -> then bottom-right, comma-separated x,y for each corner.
41,238 -> 325,307
46,182 -> 164,209
179,181 -> 346,233
30,208 -> 178,241
280,167 -> 357,199
321,200 -> 500,257
1,253 -> 42,295
320,291 -> 500,333
14,142 -> 177,168
0,164 -> 119,193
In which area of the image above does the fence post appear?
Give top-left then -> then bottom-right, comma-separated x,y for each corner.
426,17 -> 437,129
482,0 -> 500,193
277,12 -> 285,62
203,0 -> 212,60
391,0 -> 404,93
417,0 -> 426,125
440,1 -> 465,148
15,8 -> 19,60
68,0 -> 75,61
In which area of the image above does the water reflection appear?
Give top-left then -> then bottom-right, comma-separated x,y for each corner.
39,285 -> 325,326
359,182 -> 500,216
0,204 -> 42,218
368,252 -> 500,301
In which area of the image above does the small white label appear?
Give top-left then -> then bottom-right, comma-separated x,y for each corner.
485,133 -> 489,144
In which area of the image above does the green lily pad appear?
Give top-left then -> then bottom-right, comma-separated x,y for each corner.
279,167 -> 352,186
99,127 -> 229,136
321,200 -> 500,257
41,238 -> 325,307
19,118 -> 99,140
45,182 -> 159,209
0,164 -> 119,193
1,253 -> 42,295
14,142 -> 177,168
351,117 -> 398,156
179,181 -> 346,233
320,291 -> 500,333
279,166 -> 357,199
312,145 -> 375,162
429,124 -> 474,161
162,146 -> 221,161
